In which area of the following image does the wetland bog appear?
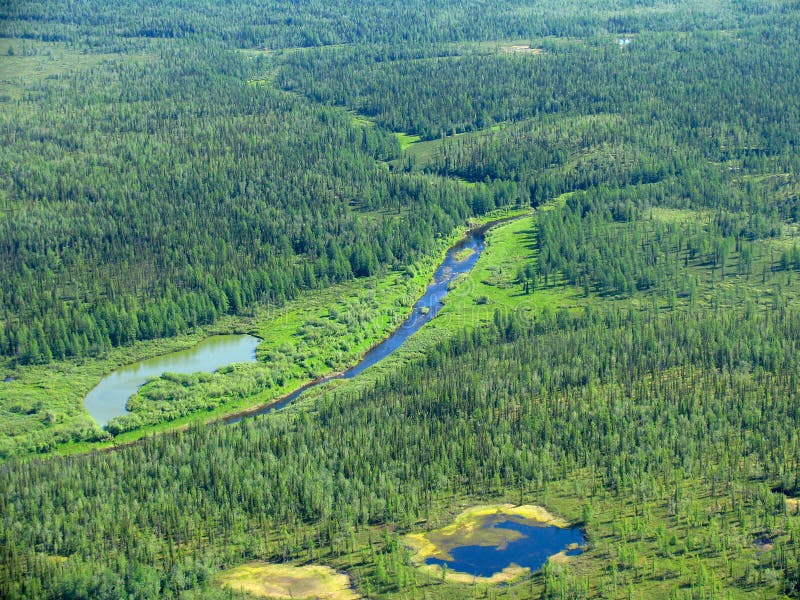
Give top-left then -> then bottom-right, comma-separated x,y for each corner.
216,563 -> 359,600
405,504 -> 584,584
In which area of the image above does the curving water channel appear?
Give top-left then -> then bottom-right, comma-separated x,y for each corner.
85,221 -> 499,429
225,224 -> 494,423
84,334 -> 261,427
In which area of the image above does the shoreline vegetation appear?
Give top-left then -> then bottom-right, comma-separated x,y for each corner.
0,207 -> 529,460
404,504 -> 575,585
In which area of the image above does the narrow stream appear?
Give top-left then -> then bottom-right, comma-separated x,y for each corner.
225,224 -> 492,423
84,221 -> 499,429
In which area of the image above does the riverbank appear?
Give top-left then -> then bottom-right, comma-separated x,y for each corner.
221,214 -> 497,424
281,209 -> 584,413
0,207 -> 529,460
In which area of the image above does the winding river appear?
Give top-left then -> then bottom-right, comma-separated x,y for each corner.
225,225 -> 491,423
85,221 -> 497,428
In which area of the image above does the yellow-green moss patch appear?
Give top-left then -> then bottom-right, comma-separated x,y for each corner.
454,247 -> 476,262
395,131 -> 422,150
216,562 -> 359,600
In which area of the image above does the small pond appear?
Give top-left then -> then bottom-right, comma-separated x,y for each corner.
84,334 -> 260,427
406,505 -> 585,582
424,514 -> 584,578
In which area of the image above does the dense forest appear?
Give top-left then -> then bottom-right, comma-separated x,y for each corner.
3,300 -> 800,597
1,46 -> 503,365
1,0 -> 736,49
277,29 -> 800,152
3,0 -> 800,597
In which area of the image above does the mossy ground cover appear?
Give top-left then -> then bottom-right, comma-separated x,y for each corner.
216,563 -> 360,600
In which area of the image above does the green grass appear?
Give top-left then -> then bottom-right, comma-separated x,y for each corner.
1,210 -> 522,460
58,265 -> 439,454
392,123 -> 507,173
2,264 -> 434,459
348,110 -> 510,176
283,210 -> 575,407
648,206 -> 710,224
0,39 -> 147,100
394,131 -> 422,150
400,137 -> 442,169
0,331 -> 228,458
7,197 -> 794,462
288,196 -> 800,422
439,214 -> 579,326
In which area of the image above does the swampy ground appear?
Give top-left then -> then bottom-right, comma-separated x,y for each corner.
404,504 -> 582,584
216,563 -> 359,600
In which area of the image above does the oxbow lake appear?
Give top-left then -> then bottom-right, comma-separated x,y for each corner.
84,334 -> 260,427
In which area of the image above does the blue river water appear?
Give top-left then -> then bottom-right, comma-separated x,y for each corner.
83,221 -> 497,428
226,226 -> 489,423
425,517 -> 585,578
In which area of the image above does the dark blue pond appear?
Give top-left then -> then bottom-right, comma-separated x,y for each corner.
426,517 -> 585,578
226,221 -> 497,423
